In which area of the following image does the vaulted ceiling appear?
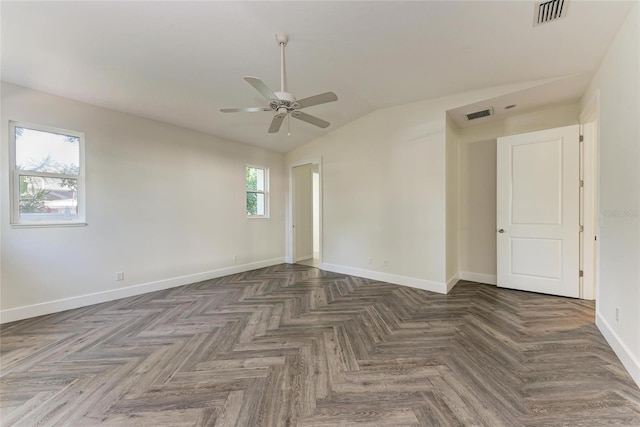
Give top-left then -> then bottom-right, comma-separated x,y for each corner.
1,1 -> 633,152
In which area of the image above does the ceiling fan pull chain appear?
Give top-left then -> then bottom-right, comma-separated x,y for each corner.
287,114 -> 291,136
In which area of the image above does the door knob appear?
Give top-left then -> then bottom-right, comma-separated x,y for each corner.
498,229 -> 505,233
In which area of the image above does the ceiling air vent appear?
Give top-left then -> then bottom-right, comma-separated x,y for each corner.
534,0 -> 567,26
466,107 -> 494,121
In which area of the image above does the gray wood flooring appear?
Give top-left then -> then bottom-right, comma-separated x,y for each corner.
1,264 -> 639,426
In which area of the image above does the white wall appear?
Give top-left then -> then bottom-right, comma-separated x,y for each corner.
286,80 -> 559,293
457,103 -> 580,284
293,163 -> 314,261
1,82 -> 286,322
580,3 -> 640,387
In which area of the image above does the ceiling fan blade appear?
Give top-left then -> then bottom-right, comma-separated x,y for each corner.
295,92 -> 338,109
291,111 -> 330,129
268,114 -> 286,133
220,107 -> 271,113
244,76 -> 278,100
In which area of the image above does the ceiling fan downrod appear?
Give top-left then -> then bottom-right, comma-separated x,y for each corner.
276,33 -> 288,94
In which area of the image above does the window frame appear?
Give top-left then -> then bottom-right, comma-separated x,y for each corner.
245,164 -> 269,219
9,121 -> 86,227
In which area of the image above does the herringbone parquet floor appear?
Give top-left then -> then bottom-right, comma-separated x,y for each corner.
1,264 -> 639,426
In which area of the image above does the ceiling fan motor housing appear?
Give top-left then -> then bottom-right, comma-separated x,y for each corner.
275,91 -> 296,102
270,91 -> 300,113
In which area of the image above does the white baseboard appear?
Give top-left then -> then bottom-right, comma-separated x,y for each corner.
446,273 -> 459,292
596,313 -> 640,389
320,263 -> 447,294
459,271 -> 497,285
0,257 -> 285,324
295,254 -> 313,262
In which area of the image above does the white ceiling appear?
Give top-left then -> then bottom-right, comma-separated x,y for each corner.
1,1 -> 633,153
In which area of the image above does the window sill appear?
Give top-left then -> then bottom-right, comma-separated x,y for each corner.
246,216 -> 270,220
10,222 -> 88,229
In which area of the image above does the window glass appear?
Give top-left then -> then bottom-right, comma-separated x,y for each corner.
15,127 -> 80,175
246,166 -> 268,217
246,167 -> 265,191
18,175 -> 78,221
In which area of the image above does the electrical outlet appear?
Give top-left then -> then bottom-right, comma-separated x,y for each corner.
615,307 -> 620,322
383,259 -> 388,267
368,257 -> 372,265
115,272 -> 124,281
233,254 -> 238,263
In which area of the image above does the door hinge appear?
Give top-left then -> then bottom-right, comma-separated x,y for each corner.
580,180 -> 584,188
579,225 -> 584,232
579,270 -> 584,277
579,135 -> 584,142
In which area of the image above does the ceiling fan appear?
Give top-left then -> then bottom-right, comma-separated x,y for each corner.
221,33 -> 338,134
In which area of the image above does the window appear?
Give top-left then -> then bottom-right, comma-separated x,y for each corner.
246,166 -> 268,217
10,121 -> 85,226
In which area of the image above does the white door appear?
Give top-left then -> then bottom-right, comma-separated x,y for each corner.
497,125 -> 580,298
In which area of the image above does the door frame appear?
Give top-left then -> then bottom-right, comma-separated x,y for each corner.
580,91 -> 600,301
287,158 -> 323,265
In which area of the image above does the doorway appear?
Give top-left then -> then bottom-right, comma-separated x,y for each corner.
291,162 -> 321,268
